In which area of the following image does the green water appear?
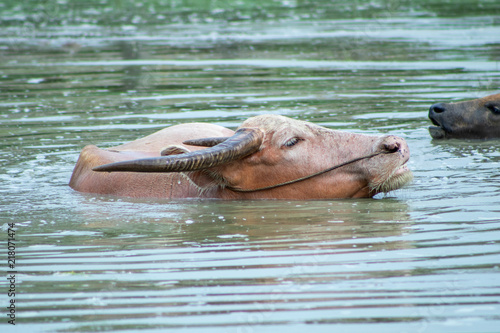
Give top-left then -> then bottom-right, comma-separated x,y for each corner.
1,1 -> 499,332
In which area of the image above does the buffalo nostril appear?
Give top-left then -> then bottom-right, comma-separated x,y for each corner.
430,103 -> 446,114
383,142 -> 400,153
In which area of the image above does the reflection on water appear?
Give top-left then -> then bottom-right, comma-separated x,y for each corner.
1,1 -> 500,332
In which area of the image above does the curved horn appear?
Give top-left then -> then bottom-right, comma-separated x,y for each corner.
92,128 -> 263,173
183,137 -> 229,147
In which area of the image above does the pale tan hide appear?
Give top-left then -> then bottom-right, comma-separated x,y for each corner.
70,115 -> 412,199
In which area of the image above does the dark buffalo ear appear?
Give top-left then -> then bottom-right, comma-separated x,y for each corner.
183,137 -> 229,147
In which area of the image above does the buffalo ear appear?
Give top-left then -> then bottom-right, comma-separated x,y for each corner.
183,137 -> 229,147
160,145 -> 190,156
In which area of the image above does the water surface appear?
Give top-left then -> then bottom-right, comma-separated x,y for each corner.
1,1 -> 500,332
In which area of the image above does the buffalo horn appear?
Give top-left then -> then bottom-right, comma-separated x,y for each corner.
183,137 -> 228,147
92,128 -> 263,173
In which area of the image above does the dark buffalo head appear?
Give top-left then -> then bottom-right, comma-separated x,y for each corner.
428,93 -> 500,140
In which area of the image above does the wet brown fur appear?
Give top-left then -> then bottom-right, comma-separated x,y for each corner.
429,93 -> 500,139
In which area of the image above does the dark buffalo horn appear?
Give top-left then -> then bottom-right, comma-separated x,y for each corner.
92,128 -> 263,173
183,137 -> 229,147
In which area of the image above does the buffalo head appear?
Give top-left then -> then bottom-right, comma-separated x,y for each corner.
71,115 -> 412,199
428,93 -> 500,140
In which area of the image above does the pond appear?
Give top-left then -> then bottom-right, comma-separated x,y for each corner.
1,0 -> 500,332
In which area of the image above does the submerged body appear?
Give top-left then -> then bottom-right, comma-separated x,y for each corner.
70,115 -> 412,199
428,93 -> 500,139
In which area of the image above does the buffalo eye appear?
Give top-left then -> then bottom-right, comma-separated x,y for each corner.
283,137 -> 301,147
486,103 -> 500,115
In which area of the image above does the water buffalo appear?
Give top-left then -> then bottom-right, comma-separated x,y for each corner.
428,93 -> 500,139
69,115 -> 412,199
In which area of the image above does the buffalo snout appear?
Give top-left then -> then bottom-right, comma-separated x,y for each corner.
382,141 -> 400,154
428,102 -> 451,139
428,102 -> 448,128
379,135 -> 409,159
429,102 -> 447,114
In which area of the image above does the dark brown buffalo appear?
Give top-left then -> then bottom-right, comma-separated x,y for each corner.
428,93 -> 500,139
69,115 -> 412,199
